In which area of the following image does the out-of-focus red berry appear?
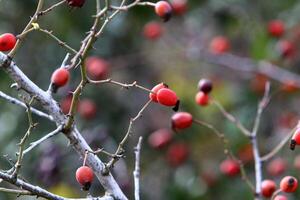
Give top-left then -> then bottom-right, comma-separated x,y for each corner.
85,56 -> 109,81
210,36 -> 230,54
277,40 -> 295,58
266,158 -> 287,176
166,142 -> 189,167
220,159 -> 240,177
143,21 -> 163,40
148,129 -> 173,149
274,195 -> 288,200
78,99 -> 97,120
238,144 -> 253,163
170,0 -> 187,15
171,112 -> 193,130
268,20 -> 285,37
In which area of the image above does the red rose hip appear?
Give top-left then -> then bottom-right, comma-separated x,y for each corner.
149,83 -> 168,102
171,0 -> 187,16
261,179 -> 277,198
171,112 -> 193,129
195,91 -> 209,106
51,68 -> 70,91
148,129 -> 173,149
0,33 -> 16,51
66,0 -> 86,7
220,159 -> 240,177
280,176 -> 298,193
157,88 -> 178,107
166,142 -> 189,167
274,195 -> 288,200
76,166 -> 94,190
210,36 -> 230,54
85,56 -> 109,81
268,20 -> 285,37
143,21 -> 163,40
155,1 -> 172,21
78,99 -> 97,120
290,128 -> 300,150
267,157 -> 287,176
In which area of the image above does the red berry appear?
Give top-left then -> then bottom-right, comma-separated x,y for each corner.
290,129 -> 300,150
149,83 -> 168,102
220,159 -> 240,177
268,20 -> 285,37
60,95 -> 73,114
143,21 -> 163,40
210,36 -> 230,54
238,144 -> 253,163
85,56 -> 109,81
267,158 -> 287,176
277,40 -> 295,58
0,33 -> 16,51
157,88 -> 178,107
274,195 -> 288,200
66,0 -> 85,7
195,91 -> 209,106
148,129 -> 173,149
261,180 -> 277,198
155,1 -> 172,21
198,79 -> 213,94
170,0 -> 187,15
78,99 -> 97,120
76,166 -> 94,190
166,142 -> 189,167
171,112 -> 193,129
280,176 -> 298,193
51,68 -> 70,88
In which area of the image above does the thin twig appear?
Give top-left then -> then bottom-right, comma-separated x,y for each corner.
133,137 -> 143,200
38,0 -> 67,16
0,91 -> 53,121
193,119 -> 255,192
212,99 -> 251,136
260,127 -> 297,162
23,125 -> 63,155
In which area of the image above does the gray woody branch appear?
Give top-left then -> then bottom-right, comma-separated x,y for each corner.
0,52 -> 127,200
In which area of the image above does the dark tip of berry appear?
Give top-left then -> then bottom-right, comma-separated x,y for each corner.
51,83 -> 58,94
163,11 -> 172,22
288,178 -> 295,186
172,100 -> 180,112
290,139 -> 296,150
82,182 -> 91,191
163,83 -> 169,88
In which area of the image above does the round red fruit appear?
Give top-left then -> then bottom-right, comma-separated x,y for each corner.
78,99 -> 97,120
66,0 -> 86,7
85,56 -> 109,81
171,112 -> 193,129
149,83 -> 168,102
60,95 -> 73,114
51,68 -> 70,88
0,33 -> 16,51
148,129 -> 173,149
171,0 -> 187,16
267,157 -> 287,176
76,166 -> 94,190
155,1 -> 172,21
220,159 -> 240,177
157,88 -> 178,106
210,36 -> 230,54
277,40 -> 295,58
143,21 -> 163,40
195,91 -> 209,106
280,176 -> 298,193
268,20 -> 285,37
274,195 -> 288,200
166,142 -> 189,167
198,79 -> 213,94
261,179 -> 277,198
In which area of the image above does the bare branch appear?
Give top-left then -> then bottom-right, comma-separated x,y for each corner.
0,90 -> 53,121
133,137 -> 143,200
23,125 -> 63,155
